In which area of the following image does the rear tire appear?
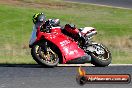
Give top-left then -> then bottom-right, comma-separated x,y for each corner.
31,41 -> 59,67
90,43 -> 112,67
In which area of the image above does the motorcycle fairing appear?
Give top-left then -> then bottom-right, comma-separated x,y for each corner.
37,31 -> 86,63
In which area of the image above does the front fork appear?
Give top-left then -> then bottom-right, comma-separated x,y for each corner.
39,41 -> 48,54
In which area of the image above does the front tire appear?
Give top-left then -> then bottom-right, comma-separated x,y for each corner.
31,42 -> 59,67
90,43 -> 112,67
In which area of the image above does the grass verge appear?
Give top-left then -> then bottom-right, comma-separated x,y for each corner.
0,0 -> 132,64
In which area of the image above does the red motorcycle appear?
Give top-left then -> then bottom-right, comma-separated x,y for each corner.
29,23 -> 112,67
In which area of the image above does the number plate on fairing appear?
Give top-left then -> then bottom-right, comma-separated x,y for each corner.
87,46 -> 95,52
60,40 -> 71,46
81,27 -> 95,34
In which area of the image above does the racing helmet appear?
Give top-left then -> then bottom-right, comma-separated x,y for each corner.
32,13 -> 46,24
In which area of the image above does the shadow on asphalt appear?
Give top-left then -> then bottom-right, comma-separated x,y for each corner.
0,64 -> 96,68
0,64 -> 52,68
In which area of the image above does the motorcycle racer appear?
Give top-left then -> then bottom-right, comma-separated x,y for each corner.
32,13 -> 60,32
32,13 -> 85,43
29,13 -> 111,67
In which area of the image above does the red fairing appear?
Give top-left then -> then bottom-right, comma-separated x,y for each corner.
35,27 -> 86,64
64,25 -> 80,35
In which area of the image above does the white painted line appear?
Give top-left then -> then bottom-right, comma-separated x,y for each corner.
109,64 -> 132,66
65,1 -> 132,10
57,64 -> 132,67
58,64 -> 93,66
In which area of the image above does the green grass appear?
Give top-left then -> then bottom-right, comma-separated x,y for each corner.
0,0 -> 132,64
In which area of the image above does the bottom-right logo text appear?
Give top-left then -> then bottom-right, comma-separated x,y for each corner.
76,67 -> 131,85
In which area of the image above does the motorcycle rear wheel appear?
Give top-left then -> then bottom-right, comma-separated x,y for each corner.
90,43 -> 112,67
31,42 -> 59,67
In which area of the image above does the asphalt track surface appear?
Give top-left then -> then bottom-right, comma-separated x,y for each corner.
66,0 -> 132,9
0,64 -> 131,88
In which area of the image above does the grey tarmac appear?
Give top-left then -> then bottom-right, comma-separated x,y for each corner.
0,64 -> 131,88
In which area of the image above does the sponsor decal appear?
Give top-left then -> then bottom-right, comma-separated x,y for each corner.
76,67 -> 131,85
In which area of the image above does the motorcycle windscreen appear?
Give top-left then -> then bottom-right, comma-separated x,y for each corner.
29,25 -> 37,45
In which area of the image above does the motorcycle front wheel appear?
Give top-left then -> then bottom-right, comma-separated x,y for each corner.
31,42 -> 59,67
90,43 -> 112,67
